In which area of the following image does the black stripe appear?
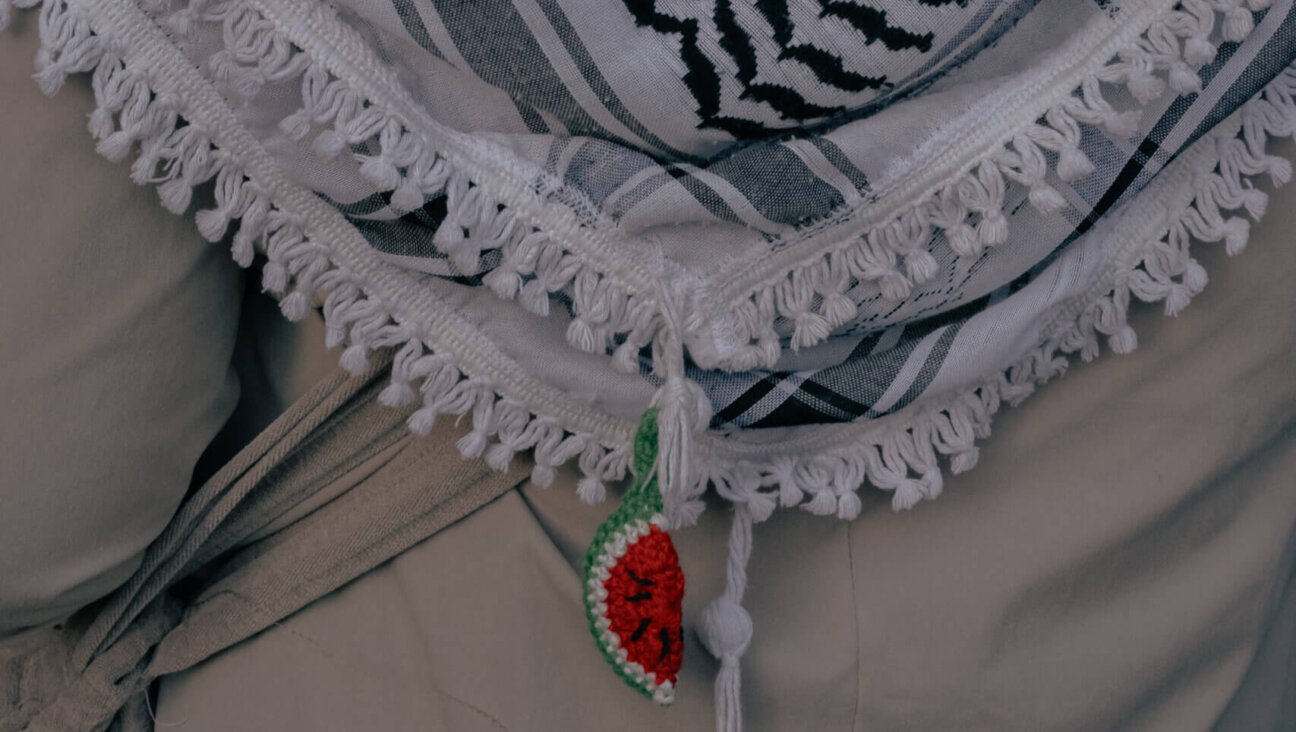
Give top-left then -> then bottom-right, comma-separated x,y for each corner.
392,0 -> 550,134
817,0 -> 935,52
716,329 -> 885,427
809,137 -> 871,191
886,322 -> 964,414
713,374 -> 784,424
535,0 -> 703,162
749,0 -> 888,93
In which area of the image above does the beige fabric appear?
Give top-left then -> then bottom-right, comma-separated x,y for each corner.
0,19 -> 243,636
1,353 -> 530,731
154,157 -> 1296,730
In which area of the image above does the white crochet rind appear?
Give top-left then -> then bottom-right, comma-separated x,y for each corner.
7,0 -> 1295,524
122,0 -> 1268,373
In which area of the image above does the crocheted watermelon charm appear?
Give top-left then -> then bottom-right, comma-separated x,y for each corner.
582,407 -> 684,705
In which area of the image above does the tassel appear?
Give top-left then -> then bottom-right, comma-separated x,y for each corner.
567,317 -> 599,353
699,505 -> 755,732
379,380 -> 418,408
577,476 -> 608,505
611,340 -> 642,375
650,288 -> 713,527
390,179 -> 424,211
651,375 -> 712,524
339,344 -> 370,374
456,429 -> 489,459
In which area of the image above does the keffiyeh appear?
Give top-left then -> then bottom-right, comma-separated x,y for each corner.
5,0 -> 1296,728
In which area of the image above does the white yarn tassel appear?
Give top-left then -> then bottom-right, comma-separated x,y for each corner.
652,376 -> 711,513
651,283 -> 744,729
651,290 -> 713,525
699,505 -> 755,732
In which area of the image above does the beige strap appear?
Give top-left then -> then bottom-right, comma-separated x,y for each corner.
2,350 -> 528,731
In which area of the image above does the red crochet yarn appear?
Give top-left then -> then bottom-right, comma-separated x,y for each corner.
601,524 -> 685,685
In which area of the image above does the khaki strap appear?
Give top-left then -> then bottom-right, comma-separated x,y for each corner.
2,351 -> 528,731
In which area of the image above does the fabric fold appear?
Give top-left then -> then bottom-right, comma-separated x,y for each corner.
1,352 -> 528,731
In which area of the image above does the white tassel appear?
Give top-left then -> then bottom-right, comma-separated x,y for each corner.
1223,8 -> 1254,42
647,280 -> 714,523
577,477 -> 607,505
483,267 -> 522,300
379,380 -> 418,407
407,407 -> 437,436
157,177 -> 192,214
567,317 -> 599,353
835,490 -> 862,520
950,447 -> 979,474
867,268 -> 903,302
1223,217 -> 1250,255
699,505 -> 755,732
1169,62 -> 1203,96
1057,146 -> 1096,182
166,9 -> 197,40
312,129 -> 346,158
358,154 -> 401,191
652,375 -> 711,519
456,430 -> 487,459
88,106 -> 116,142
531,462 -> 557,488
279,290 -> 309,322
339,344 -> 369,374
96,131 -> 134,163
903,249 -> 939,283
819,291 -> 856,327
195,208 -> 230,242
790,312 -> 830,350
947,223 -> 980,258
1109,324 -> 1138,354
485,442 -> 515,472
518,279 -> 551,316
611,340 -> 642,375
1183,37 -> 1217,69
390,179 -> 424,211
1028,184 -> 1068,215
976,208 -> 1008,247
279,110 -> 312,142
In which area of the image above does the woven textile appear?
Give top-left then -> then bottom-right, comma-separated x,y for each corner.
295,0 -> 1296,428
4,0 -> 1296,728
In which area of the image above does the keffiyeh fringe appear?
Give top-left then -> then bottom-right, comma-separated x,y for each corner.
8,0 -> 1296,545
34,0 -> 1268,376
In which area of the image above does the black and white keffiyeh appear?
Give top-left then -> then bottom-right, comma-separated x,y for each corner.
329,0 -> 1296,430
5,0 -> 1295,727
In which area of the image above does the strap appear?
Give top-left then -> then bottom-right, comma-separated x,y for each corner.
2,349 -> 529,731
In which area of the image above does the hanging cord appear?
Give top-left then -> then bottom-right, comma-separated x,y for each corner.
651,278 -> 755,732
650,286 -> 712,526
699,503 -> 755,732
